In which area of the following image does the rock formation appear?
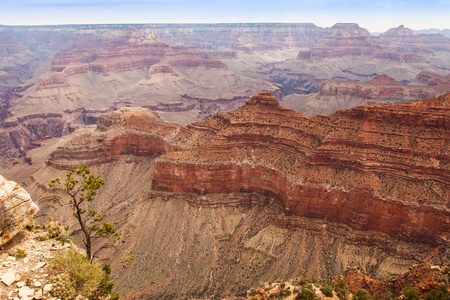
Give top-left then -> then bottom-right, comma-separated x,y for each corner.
283,72 -> 450,115
11,27 -> 277,118
2,23 -> 450,166
0,113 -> 76,167
0,175 -> 39,246
1,22 -> 450,298
45,107 -> 210,169
335,263 -> 450,298
21,91 -> 449,299
297,23 -> 377,59
0,32 -> 36,87
153,91 -> 450,258
274,24 -> 450,93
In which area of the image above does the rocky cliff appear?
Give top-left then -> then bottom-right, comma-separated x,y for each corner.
21,91 -> 449,299
2,23 -> 450,167
153,91 -> 450,258
335,263 -> 450,298
282,72 -> 450,115
274,24 -> 450,93
45,107 -> 210,169
10,27 -> 278,118
297,23 -> 377,59
0,32 -> 37,87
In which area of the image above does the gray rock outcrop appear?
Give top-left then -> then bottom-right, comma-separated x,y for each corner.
0,175 -> 39,246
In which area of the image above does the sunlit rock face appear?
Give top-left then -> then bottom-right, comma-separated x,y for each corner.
25,91 -> 450,299
153,91 -> 450,255
0,174 -> 39,246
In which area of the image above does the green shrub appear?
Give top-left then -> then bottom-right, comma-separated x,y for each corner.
402,287 -> 420,300
423,288 -> 446,300
10,248 -> 27,259
299,278 -> 308,286
439,284 -> 448,295
296,284 -> 317,300
335,280 -> 348,300
353,289 -> 372,300
51,273 -> 78,300
50,247 -> 109,298
320,283 -> 334,297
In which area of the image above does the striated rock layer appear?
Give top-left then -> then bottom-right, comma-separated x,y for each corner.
153,91 -> 450,259
45,107 -> 213,169
24,92 -> 450,299
283,72 -> 450,116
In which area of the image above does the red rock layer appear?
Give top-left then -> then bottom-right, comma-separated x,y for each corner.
380,25 -> 450,52
152,92 -> 450,255
297,23 -> 379,59
335,263 -> 450,298
0,113 -> 72,166
318,74 -> 439,103
36,73 -> 69,90
46,107 -> 212,169
44,28 -> 231,83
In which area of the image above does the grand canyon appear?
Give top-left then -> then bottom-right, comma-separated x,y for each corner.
0,22 -> 450,299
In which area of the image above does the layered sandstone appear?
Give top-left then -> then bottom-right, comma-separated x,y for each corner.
0,32 -> 36,86
153,91 -> 450,259
297,23 -> 378,59
316,74 -> 436,104
45,107 -> 212,169
284,73 -> 449,116
276,24 -> 450,92
0,113 -> 74,167
380,25 -> 450,53
19,93 -> 449,299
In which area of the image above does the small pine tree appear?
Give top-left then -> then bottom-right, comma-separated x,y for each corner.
49,165 -> 120,261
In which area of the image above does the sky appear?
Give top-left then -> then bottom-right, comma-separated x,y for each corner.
0,0 -> 449,32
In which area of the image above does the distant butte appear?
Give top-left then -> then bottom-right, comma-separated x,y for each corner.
245,91 -> 280,106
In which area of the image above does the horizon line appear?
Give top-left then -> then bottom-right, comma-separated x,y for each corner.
1,22 -> 448,32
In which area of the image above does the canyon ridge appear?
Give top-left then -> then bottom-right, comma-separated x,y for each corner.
9,91 -> 448,299
1,22 -> 450,299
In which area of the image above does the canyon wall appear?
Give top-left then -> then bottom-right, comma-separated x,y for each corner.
21,91 -> 449,299
283,72 -> 450,115
153,91 -> 450,257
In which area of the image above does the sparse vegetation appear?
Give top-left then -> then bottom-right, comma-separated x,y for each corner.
10,248 -> 27,259
296,284 -> 317,300
50,246 -> 119,300
49,165 -> 120,261
423,284 -> 448,300
335,279 -> 349,300
320,283 -> 334,297
299,277 -> 308,286
353,289 -> 373,300
402,287 -> 420,300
